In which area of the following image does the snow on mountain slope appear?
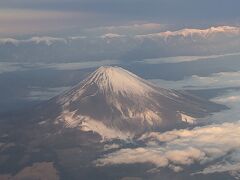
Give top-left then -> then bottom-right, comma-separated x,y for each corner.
55,110 -> 131,139
136,26 -> 240,39
78,66 -> 157,96
38,66 -> 225,140
180,113 -> 196,124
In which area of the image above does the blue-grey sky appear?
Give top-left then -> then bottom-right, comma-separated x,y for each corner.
1,0 -> 240,37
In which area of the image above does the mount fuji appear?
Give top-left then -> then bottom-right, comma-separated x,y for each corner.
35,66 -> 224,140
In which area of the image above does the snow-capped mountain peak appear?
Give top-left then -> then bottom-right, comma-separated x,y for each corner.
82,66 -> 156,96
46,66 -> 225,140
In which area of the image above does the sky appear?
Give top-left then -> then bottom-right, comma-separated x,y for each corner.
1,0 -> 240,63
1,0 -> 240,37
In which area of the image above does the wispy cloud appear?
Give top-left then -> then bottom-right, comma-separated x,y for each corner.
151,71 -> 240,90
141,52 -> 240,64
0,60 -> 119,74
209,91 -> 240,123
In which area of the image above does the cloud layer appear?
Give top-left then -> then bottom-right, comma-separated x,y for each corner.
95,121 -> 240,177
151,71 -> 240,90
0,26 -> 240,63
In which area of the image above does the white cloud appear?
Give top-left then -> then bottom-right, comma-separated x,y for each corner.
141,52 -> 240,64
208,91 -> 240,123
95,121 -> 240,177
151,71 -> 240,90
0,62 -> 25,74
195,161 -> 240,178
100,33 -> 125,39
45,60 -> 120,70
214,94 -> 240,103
28,37 -> 67,46
195,150 -> 240,178
95,147 -> 169,168
0,60 -> 120,74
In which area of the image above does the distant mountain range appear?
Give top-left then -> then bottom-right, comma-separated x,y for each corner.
1,26 -> 240,62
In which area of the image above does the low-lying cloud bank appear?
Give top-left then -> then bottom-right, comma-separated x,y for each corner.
151,71 -> 240,90
209,91 -> 240,124
0,26 -> 240,62
95,121 -> 240,177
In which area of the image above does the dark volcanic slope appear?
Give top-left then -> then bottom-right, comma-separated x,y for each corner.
33,66 -> 225,139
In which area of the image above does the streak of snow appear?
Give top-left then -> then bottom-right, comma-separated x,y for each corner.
57,110 -> 133,140
180,113 -> 196,124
